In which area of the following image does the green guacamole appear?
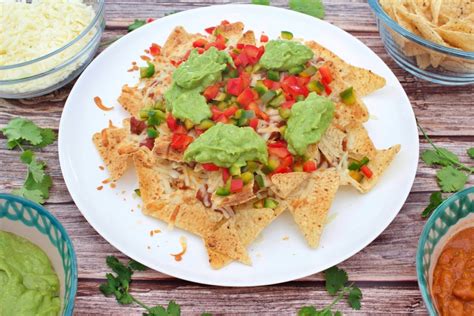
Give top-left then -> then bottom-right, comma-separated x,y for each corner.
260,40 -> 314,71
184,123 -> 268,167
284,93 -> 335,155
164,47 -> 233,123
0,231 -> 61,316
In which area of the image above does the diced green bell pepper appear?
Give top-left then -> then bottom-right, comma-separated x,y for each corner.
340,87 -> 356,105
281,31 -> 294,40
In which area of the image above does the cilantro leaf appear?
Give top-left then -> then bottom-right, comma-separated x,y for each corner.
289,0 -> 325,19
1,118 -> 43,148
12,187 -> 45,204
128,19 -> 146,32
251,0 -> 270,4
24,173 -> 52,200
421,192 -> 444,218
167,301 -> 181,316
298,306 -> 317,316
99,273 -> 119,296
324,266 -> 348,295
468,148 -> 474,159
436,166 -> 468,192
27,157 -> 46,183
128,259 -> 147,271
421,148 -> 459,167
201,313 -> 213,316
145,306 -> 167,316
347,286 -> 362,310
37,128 -> 56,148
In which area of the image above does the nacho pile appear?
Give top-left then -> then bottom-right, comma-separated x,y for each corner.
380,0 -> 474,70
93,21 -> 400,269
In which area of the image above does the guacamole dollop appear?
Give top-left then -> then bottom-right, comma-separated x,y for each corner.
260,40 -> 314,71
0,231 -> 61,316
164,47 -> 233,123
284,93 -> 335,155
184,123 -> 268,167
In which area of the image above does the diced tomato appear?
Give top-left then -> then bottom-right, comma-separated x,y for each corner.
273,155 -> 294,174
268,146 -> 291,159
296,76 -> 310,86
237,87 -> 256,106
303,161 -> 317,173
260,34 -> 269,42
360,165 -> 373,178
183,50 -> 192,61
249,118 -> 259,130
170,134 -> 193,152
139,138 -> 155,150
281,100 -> 295,109
263,79 -> 274,89
166,115 -> 178,131
174,125 -> 187,135
240,72 -> 251,88
146,18 -> 155,23
230,178 -> 244,193
205,34 -> 227,51
268,140 -> 287,148
223,105 -> 238,117
193,38 -> 209,48
130,117 -> 147,135
323,81 -> 332,95
227,77 -> 244,96
203,83 -> 220,101
197,47 -> 205,54
222,168 -> 230,183
221,20 -> 230,25
282,75 -> 309,99
205,26 -> 216,34
236,43 -> 245,50
234,51 -> 249,67
195,128 -> 204,136
319,66 -> 333,84
216,115 -> 229,123
149,43 -> 161,56
247,102 -> 269,121
211,106 -> 223,121
242,45 -> 260,64
202,163 -> 220,171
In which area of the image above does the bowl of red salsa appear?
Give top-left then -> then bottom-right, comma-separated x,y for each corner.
417,187 -> 474,315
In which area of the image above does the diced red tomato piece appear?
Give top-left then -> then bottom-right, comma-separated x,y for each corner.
267,140 -> 287,148
194,128 -> 204,136
260,34 -> 269,42
222,168 -> 230,183
273,155 -> 294,174
139,138 -> 155,150
183,50 -> 192,61
319,66 -> 333,84
240,72 -> 251,88
303,161 -> 317,173
360,165 -> 373,178
247,102 -> 269,122
242,45 -> 260,64
149,43 -> 161,56
323,81 -> 332,95
249,118 -> 259,130
230,178 -> 244,193
236,43 -> 245,50
166,115 -> 178,131
174,125 -> 187,135
235,52 -> 249,67
193,38 -> 209,48
227,77 -> 244,96
205,26 -> 216,34
281,100 -> 295,109
146,18 -> 155,23
282,75 -> 309,99
203,83 -> 220,101
268,146 -> 291,159
237,87 -> 256,106
221,20 -> 230,25
202,163 -> 220,171
130,117 -> 147,135
223,105 -> 238,117
296,76 -> 310,86
263,79 -> 274,89
170,134 -> 193,152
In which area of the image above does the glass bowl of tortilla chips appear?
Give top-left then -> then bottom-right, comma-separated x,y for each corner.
369,0 -> 474,85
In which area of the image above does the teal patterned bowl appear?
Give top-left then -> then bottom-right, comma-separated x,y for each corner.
416,187 -> 474,315
0,193 -> 77,315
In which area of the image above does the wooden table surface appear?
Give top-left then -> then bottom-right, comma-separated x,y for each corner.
1,0 -> 473,315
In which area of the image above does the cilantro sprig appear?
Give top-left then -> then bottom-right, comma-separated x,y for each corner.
298,266 -> 362,315
1,118 -> 56,204
418,123 -> 473,217
289,0 -> 325,19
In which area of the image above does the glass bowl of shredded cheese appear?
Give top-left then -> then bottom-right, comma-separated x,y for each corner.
0,0 -> 105,99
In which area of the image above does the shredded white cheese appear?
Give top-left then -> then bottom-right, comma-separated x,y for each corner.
0,0 -> 95,93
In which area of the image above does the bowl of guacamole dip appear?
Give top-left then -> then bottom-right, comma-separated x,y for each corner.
0,194 -> 77,316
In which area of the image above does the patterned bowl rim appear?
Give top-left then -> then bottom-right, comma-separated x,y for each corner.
0,193 -> 78,316
416,186 -> 474,315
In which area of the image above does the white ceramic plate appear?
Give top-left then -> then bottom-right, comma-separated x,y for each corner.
59,4 -> 419,286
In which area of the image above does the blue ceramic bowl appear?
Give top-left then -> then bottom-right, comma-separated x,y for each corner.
0,194 -> 77,315
416,187 -> 474,315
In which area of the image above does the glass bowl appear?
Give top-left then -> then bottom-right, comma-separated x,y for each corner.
416,187 -> 474,315
0,193 -> 78,315
368,0 -> 474,86
0,0 -> 105,99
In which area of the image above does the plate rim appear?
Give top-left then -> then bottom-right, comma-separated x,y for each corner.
59,3 -> 419,287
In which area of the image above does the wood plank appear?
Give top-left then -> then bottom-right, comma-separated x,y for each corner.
0,138 -> 472,204
75,280 -> 427,315
21,191 -> 441,282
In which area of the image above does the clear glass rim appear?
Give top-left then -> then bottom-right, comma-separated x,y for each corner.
0,0 -> 106,70
368,0 -> 474,60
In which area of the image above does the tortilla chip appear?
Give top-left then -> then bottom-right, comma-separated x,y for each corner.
305,41 -> 386,96
270,172 -> 310,199
204,220 -> 250,265
431,0 -> 443,25
345,123 -> 377,161
162,26 -> 202,60
318,124 -> 347,165
238,30 -> 256,45
118,85 -> 144,117
173,196 -> 224,236
215,22 -> 244,47
439,0 -> 472,20
93,126 -> 131,180
154,135 -> 184,162
437,28 -> 474,51
133,149 -> 166,206
286,169 -> 340,248
343,145 -> 401,193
